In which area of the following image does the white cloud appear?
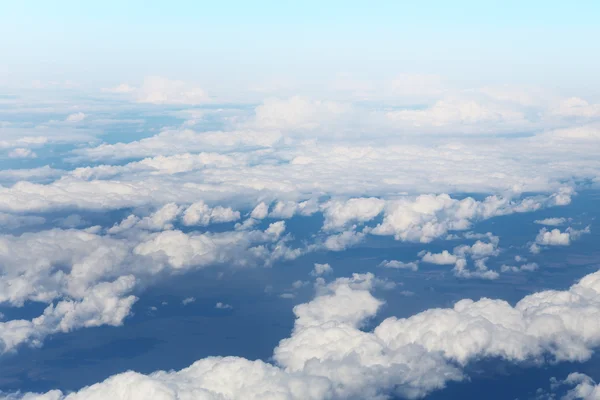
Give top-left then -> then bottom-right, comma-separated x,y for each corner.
500,262 -> 538,273
533,226 -> 591,250
15,268 -> 600,399
101,83 -> 136,94
322,230 -> 365,251
378,260 -> 419,271
421,250 -> 458,265
65,112 -> 86,123
250,202 -> 270,219
182,201 -> 240,226
322,197 -> 385,231
104,77 -> 210,105
311,263 -> 333,276
538,372 -> 600,399
252,96 -> 350,131
535,227 -> 571,246
215,302 -> 232,309
8,148 -> 36,158
182,297 -> 196,305
452,258 -> 499,280
534,217 -> 567,226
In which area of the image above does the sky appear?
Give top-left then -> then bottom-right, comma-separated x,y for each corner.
2,1 -> 600,95
1,2 -> 600,400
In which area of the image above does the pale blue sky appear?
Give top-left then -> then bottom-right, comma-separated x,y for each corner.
1,1 -> 599,92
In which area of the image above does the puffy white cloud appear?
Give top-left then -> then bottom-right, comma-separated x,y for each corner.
378,260 -> 419,271
182,201 -> 240,226
0,212 -> 45,229
252,96 -> 350,131
322,230 -> 365,251
370,193 -> 564,244
536,227 -> 571,246
419,233 -> 500,279
251,202 -> 270,219
0,215 -> 305,353
322,197 -> 385,231
15,268 -> 600,399
454,238 -> 499,259
452,258 -> 499,280
112,76 -> 210,105
386,97 -> 531,134
311,263 -> 333,276
65,112 -> 86,123
7,148 -> 36,158
500,262 -> 539,273
74,128 -> 281,162
554,373 -> 600,399
215,302 -> 232,309
533,226 -> 591,251
535,217 -> 567,226
0,276 -> 137,353
420,250 -> 457,265
181,297 -> 195,306
101,83 -> 136,94
553,97 -> 600,118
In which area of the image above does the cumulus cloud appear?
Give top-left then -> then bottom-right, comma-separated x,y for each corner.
7,148 -> 36,158
534,217 -> 567,226
369,193 -> 567,244
251,96 -> 351,131
421,250 -> 458,265
103,77 -> 209,105
549,373 -> 600,399
378,260 -> 419,271
531,226 -> 591,252
311,263 -> 333,276
322,230 -> 365,251
0,216 -> 304,352
215,302 -> 232,309
322,197 -> 385,231
65,112 -> 86,123
419,233 -> 501,279
500,262 -> 539,273
13,269 -> 600,399
182,201 -> 240,226
182,297 -> 196,306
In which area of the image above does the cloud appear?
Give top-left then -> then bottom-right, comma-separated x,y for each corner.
215,302 -> 232,309
103,77 -> 210,105
419,233 -> 501,279
322,230 -> 365,251
181,297 -> 195,306
532,226 -> 591,252
535,227 -> 571,246
251,96 -> 351,132
378,260 -> 419,271
453,258 -> 499,280
101,83 -> 136,94
0,216 -> 305,353
370,193 -> 566,244
538,372 -> 600,399
322,197 -> 385,231
182,201 -> 240,226
535,217 -> 567,226
500,262 -> 539,273
421,250 -> 457,265
65,112 -> 86,123
311,263 -> 333,276
13,268 -> 600,399
7,148 -> 37,159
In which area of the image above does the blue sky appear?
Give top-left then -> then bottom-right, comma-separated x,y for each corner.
2,1 -> 600,93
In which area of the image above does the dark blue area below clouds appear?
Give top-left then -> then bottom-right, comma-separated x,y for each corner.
0,191 -> 598,399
